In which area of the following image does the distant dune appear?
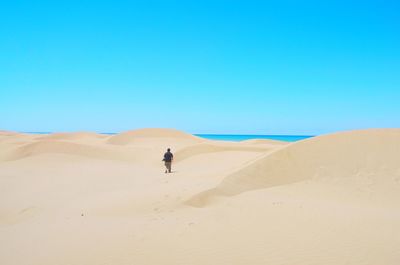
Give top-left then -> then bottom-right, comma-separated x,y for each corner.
1,128 -> 400,265
107,128 -> 202,145
242,139 -> 288,144
37,131 -> 108,140
0,130 -> 19,136
173,142 -> 274,162
241,138 -> 289,145
5,141 -> 131,162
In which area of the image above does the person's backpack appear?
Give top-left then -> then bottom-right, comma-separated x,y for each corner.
164,152 -> 173,162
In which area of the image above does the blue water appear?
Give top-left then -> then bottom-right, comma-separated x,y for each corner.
195,134 -> 313,142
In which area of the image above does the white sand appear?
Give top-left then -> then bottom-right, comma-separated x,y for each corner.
1,128 -> 400,265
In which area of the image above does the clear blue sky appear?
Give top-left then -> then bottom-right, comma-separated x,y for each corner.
1,0 -> 399,135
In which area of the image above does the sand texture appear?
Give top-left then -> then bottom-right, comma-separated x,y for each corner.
1,128 -> 400,265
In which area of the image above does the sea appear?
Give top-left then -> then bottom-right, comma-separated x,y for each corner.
25,132 -> 313,142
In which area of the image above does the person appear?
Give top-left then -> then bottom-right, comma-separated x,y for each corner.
163,148 -> 173,173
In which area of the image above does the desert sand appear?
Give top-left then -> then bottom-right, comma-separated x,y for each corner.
1,128 -> 400,265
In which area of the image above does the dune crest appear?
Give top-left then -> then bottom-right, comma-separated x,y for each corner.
0,130 -> 18,136
107,128 -> 202,145
174,142 -> 272,162
240,138 -> 288,145
37,131 -> 108,140
5,141 -> 133,162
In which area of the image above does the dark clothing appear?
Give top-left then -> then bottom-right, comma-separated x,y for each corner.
164,151 -> 173,162
165,162 -> 172,173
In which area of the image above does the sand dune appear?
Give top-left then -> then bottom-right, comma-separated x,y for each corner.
0,129 -> 268,164
188,129 -> 400,207
173,142 -> 273,162
5,141 -> 132,162
1,128 -> 400,265
37,131 -> 108,140
107,128 -> 202,145
0,130 -> 18,136
240,138 -> 288,145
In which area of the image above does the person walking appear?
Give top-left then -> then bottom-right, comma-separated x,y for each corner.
163,148 -> 173,173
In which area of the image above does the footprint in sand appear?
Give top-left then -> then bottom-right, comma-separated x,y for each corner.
0,206 -> 38,225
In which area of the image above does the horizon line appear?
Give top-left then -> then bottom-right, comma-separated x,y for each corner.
18,131 -> 315,137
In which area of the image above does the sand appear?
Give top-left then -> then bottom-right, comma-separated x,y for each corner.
1,128 -> 400,265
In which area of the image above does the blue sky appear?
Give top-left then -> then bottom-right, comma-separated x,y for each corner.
1,0 -> 399,135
